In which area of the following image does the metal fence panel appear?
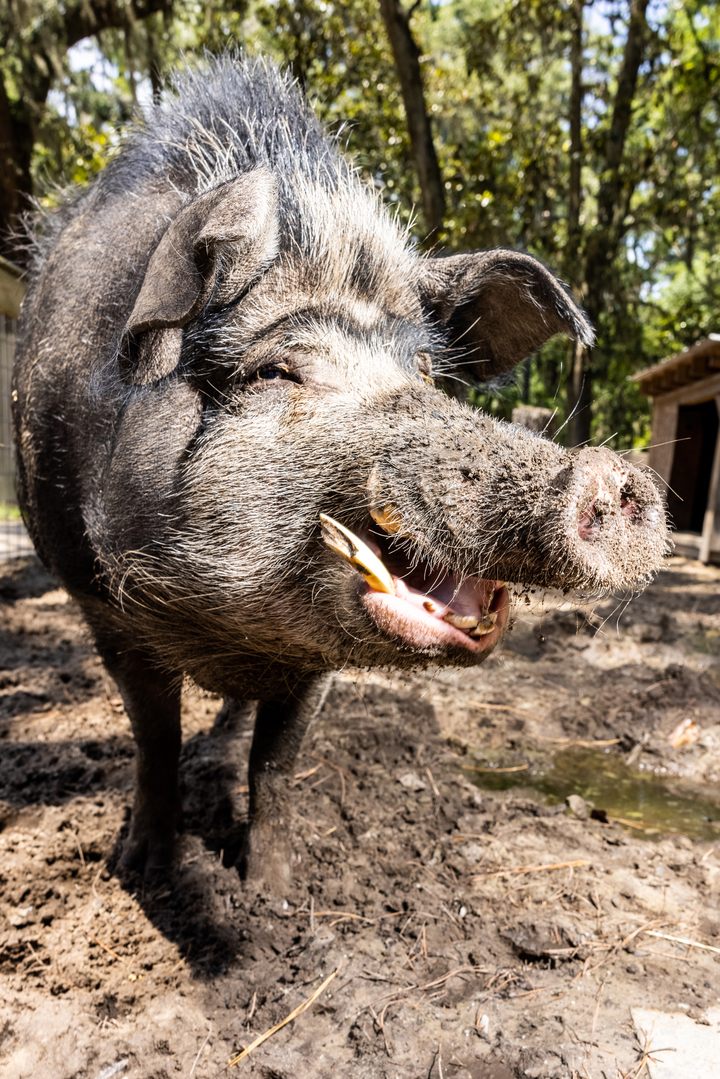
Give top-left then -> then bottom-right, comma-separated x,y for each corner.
0,312 -> 34,562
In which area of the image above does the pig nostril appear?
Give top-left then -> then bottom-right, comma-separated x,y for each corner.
620,485 -> 640,522
578,501 -> 601,541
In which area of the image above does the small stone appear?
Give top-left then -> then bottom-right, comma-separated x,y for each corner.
398,771 -> 427,792
566,794 -> 592,820
8,906 -> 34,928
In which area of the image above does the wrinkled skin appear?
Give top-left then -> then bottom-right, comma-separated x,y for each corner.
12,58 -> 670,887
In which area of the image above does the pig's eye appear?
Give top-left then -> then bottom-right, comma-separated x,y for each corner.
258,362 -> 289,379
249,361 -> 300,385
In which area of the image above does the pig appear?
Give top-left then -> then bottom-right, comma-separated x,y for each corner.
12,56 -> 669,888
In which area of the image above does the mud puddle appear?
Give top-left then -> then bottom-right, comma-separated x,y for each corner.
467,744 -> 720,840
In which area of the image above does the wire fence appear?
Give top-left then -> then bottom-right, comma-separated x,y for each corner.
1,275 -> 34,565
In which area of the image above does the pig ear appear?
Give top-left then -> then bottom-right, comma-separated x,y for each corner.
418,250 -> 594,384
123,169 -> 278,385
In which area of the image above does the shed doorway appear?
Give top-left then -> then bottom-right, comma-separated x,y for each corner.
667,400 -> 719,533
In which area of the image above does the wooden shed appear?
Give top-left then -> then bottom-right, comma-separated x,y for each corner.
633,337 -> 720,563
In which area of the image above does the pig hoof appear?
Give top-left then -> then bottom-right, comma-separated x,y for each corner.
117,823 -> 175,884
238,824 -> 293,894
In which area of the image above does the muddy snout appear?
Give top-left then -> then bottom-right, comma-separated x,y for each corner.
546,447 -> 670,593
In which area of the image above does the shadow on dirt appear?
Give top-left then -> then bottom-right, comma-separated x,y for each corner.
0,735 -> 134,807
0,557 -> 56,601
104,683 -> 440,979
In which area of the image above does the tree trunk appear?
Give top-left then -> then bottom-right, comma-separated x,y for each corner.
567,0 -> 649,447
567,0 -> 583,278
379,0 -> 445,240
0,80 -> 35,261
566,0 -> 586,445
146,14 -> 164,101
1,0 -> 173,264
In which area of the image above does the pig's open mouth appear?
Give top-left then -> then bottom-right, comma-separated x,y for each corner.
319,513 -> 509,655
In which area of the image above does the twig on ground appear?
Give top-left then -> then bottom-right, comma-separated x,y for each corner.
236,762 -> 323,794
380,964 -> 487,1005
462,763 -> 529,774
466,702 -> 523,713
227,968 -> 339,1066
91,937 -> 124,963
576,918 -> 667,979
293,763 -> 324,783
188,1028 -> 212,1078
428,1044 -> 444,1078
311,756 -> 349,805
591,976 -> 606,1041
621,1030 -> 676,1079
312,910 -> 374,924
607,816 -> 660,833
425,767 -> 441,797
373,1002 -> 395,1060
643,929 -> 720,956
475,859 -> 589,879
536,736 -> 621,748
246,991 -> 257,1025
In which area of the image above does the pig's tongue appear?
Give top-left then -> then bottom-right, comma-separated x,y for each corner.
319,513 -> 500,640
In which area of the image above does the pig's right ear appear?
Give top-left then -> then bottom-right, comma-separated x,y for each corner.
417,250 -> 594,384
122,169 -> 278,385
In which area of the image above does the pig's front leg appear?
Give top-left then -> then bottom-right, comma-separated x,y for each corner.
240,675 -> 329,892
91,629 -> 182,880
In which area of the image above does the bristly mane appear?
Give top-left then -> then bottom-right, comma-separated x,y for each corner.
108,54 -> 347,197
27,53 -> 413,278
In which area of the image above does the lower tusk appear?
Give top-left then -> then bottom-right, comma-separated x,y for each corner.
470,612 -> 498,637
319,513 -> 396,595
444,613 -> 480,631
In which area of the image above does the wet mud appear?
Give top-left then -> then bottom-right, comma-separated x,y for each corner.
0,555 -> 719,1078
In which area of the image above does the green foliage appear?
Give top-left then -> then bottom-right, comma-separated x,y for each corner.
3,0 -> 719,447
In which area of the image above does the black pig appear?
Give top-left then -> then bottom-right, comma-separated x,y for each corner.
13,57 -> 669,886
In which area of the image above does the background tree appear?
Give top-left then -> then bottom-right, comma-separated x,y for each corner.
1,0 -> 718,449
0,0 -> 175,254
378,0 -> 445,239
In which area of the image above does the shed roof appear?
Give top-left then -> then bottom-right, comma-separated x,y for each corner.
632,336 -> 720,397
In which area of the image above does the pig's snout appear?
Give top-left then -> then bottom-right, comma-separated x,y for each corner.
575,458 -> 656,540
554,447 -> 670,592
356,400 -> 670,602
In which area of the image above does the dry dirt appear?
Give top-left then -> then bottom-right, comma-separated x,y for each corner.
0,555 -> 719,1079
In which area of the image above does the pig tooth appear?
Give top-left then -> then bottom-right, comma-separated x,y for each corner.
443,612 -> 480,631
470,612 -> 498,637
370,504 -> 401,535
319,514 -> 396,595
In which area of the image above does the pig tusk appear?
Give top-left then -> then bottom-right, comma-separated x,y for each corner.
443,613 -> 480,631
370,504 -> 402,535
470,612 -> 498,637
319,514 -> 396,595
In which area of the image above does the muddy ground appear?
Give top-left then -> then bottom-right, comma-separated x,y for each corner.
0,555 -> 719,1079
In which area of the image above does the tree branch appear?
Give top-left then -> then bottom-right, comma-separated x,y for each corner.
379,0 -> 445,238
